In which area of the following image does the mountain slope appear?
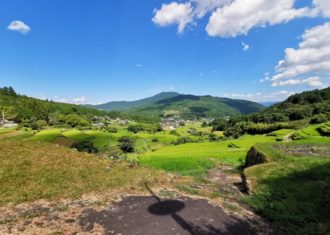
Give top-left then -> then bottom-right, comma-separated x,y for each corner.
89,92 -> 265,118
87,92 -> 179,111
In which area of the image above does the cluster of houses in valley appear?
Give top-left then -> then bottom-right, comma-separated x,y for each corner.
0,111 -> 18,128
90,114 -> 216,131
161,117 -> 215,130
161,117 -> 184,130
91,116 -> 131,128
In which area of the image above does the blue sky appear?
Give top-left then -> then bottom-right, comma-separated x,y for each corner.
0,0 -> 329,104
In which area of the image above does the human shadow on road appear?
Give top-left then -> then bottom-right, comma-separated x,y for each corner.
79,184 -> 260,235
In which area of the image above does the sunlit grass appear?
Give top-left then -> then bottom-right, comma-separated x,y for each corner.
0,140 -> 170,206
138,134 -> 275,176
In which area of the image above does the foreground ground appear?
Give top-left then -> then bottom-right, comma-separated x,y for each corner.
0,140 -> 275,234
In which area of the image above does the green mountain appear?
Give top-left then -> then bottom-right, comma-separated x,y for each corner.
89,92 -> 265,119
87,92 -> 179,111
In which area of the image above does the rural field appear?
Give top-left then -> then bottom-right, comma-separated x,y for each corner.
1,117 -> 329,234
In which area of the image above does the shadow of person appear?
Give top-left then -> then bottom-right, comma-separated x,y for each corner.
148,199 -> 185,215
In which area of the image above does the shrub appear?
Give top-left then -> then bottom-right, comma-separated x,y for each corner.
128,123 -> 162,133
170,130 -> 179,136
174,136 -> 192,145
71,140 -> 98,153
310,114 -> 328,124
152,138 -> 159,142
118,136 -> 135,153
208,133 -> 218,142
106,126 -> 118,133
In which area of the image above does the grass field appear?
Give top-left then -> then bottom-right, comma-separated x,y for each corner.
244,142 -> 330,234
138,135 -> 276,176
0,140 -> 172,206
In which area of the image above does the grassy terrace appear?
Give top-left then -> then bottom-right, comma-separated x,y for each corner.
138,135 -> 276,176
245,142 -> 330,235
0,140 -> 172,206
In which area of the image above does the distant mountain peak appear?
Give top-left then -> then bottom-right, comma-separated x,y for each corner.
87,92 -> 264,118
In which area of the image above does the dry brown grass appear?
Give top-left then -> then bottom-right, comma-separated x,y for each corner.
0,140 -> 175,206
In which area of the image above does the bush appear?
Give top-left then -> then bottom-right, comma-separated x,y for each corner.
208,133 -> 218,142
106,126 -> 118,133
310,114 -> 328,124
118,136 -> 135,153
71,140 -> 98,153
170,130 -> 179,136
152,138 -> 159,142
128,123 -> 162,133
174,137 -> 192,145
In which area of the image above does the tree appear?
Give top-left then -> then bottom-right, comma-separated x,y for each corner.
118,136 -> 135,153
64,114 -> 89,127
36,120 -> 47,130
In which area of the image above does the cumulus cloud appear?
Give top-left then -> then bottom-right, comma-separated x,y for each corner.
313,0 -> 330,17
271,22 -> 330,87
206,0 -> 310,37
152,2 -> 194,33
153,0 -> 330,37
7,20 -> 31,34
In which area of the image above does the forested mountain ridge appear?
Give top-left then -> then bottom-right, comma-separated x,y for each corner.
88,92 -> 265,119
86,92 -> 179,111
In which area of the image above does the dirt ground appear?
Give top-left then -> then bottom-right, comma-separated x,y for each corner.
0,165 -> 280,235
79,196 -> 259,235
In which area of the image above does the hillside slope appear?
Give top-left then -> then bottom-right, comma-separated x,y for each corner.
89,92 -> 264,118
87,92 -> 179,111
0,86 -> 108,124
250,87 -> 330,123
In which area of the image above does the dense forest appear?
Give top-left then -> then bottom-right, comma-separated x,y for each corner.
211,87 -> 330,138
0,87 -> 114,128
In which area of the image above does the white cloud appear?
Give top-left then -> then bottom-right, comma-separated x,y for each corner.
206,0 -> 310,37
242,41 -> 250,51
73,96 -> 87,104
153,0 -> 330,37
136,64 -> 143,68
271,22 -> 330,87
192,0 -> 230,18
313,0 -> 330,17
224,90 -> 295,101
272,76 -> 324,87
152,2 -> 194,33
8,20 -> 31,34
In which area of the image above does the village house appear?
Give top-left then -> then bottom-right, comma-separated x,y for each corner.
161,117 -> 185,130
